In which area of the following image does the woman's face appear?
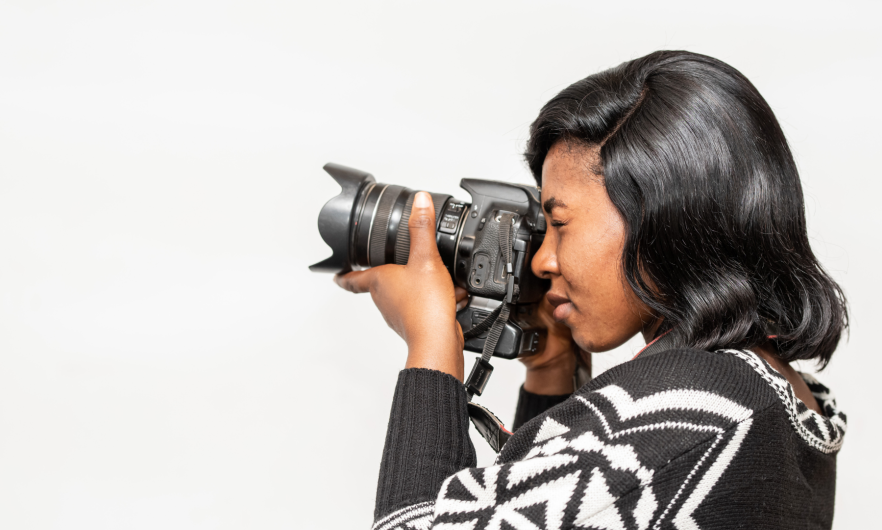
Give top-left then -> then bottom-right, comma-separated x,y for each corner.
531,141 -> 656,352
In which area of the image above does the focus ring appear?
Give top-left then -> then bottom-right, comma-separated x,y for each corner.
369,185 -> 405,266
393,193 -> 417,265
394,192 -> 450,265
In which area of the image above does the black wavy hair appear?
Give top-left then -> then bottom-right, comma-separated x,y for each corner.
525,50 -> 847,367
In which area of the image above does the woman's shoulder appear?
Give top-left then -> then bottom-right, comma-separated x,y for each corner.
587,348 -> 843,449
502,347 -> 846,464
591,347 -> 782,412
609,348 -> 845,452
504,349 -> 766,454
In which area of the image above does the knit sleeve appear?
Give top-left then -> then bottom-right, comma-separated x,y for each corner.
373,368 -> 477,523
512,385 -> 571,431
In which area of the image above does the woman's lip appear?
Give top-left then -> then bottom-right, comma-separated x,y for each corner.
552,301 -> 574,322
546,292 -> 573,322
545,292 -> 570,308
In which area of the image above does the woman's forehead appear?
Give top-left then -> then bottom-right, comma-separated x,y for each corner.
541,142 -> 604,202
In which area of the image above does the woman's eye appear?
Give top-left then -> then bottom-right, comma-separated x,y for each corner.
550,219 -> 567,227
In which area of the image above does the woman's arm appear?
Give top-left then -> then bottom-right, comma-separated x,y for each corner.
335,192 -> 474,522
334,192 -> 464,379
512,386 -> 571,430
374,368 -> 476,520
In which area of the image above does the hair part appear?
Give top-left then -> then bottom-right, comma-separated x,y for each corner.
525,50 -> 848,367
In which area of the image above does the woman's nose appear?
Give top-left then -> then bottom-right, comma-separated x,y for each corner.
531,236 -> 559,280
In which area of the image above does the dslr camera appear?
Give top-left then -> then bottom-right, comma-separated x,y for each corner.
310,163 -> 550,361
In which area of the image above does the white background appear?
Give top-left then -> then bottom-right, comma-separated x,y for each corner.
1,1 -> 879,528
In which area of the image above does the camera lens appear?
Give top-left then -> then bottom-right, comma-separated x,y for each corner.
352,184 -> 451,268
310,163 -> 466,274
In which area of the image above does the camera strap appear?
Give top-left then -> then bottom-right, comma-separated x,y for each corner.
463,212 -> 519,452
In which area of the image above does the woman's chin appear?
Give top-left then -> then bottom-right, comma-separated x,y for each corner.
571,329 -> 598,354
572,327 -> 632,354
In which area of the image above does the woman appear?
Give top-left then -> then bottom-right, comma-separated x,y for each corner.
336,51 -> 847,529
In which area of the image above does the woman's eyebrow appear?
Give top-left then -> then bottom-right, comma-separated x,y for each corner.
543,197 -> 567,214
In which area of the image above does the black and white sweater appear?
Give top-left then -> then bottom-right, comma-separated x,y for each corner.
371,348 -> 846,530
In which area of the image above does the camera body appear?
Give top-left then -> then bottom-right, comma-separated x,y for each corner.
443,179 -> 549,359
310,163 -> 550,359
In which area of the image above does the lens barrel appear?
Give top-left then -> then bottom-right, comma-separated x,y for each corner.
352,183 -> 451,268
311,163 -> 468,274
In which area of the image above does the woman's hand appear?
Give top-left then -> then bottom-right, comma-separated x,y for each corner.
519,296 -> 585,395
334,192 -> 466,381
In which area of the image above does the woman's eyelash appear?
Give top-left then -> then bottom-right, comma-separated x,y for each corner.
550,220 -> 567,227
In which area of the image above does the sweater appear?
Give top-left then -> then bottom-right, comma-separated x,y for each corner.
371,348 -> 846,530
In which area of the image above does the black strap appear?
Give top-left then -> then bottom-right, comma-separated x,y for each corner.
465,212 -> 518,399
479,302 -> 511,364
465,212 -> 519,452
467,214 -> 518,354
462,303 -> 502,341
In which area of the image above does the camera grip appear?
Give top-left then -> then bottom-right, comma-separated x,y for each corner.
457,304 -> 542,360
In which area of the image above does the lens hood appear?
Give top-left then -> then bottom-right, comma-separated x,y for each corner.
309,163 -> 375,273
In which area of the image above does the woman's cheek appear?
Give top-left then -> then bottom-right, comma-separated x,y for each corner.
560,255 -> 603,349
571,242 -> 635,351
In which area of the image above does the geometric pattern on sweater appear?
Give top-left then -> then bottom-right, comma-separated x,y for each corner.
372,502 -> 435,530
433,388 -> 752,529
371,349 -> 846,530
722,349 -> 846,453
374,383 -> 753,529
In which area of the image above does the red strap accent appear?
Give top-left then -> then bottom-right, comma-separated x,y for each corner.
631,329 -> 672,360
632,332 -> 780,360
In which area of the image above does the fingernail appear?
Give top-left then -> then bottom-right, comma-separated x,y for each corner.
414,191 -> 431,208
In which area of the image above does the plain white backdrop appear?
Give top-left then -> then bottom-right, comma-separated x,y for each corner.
1,1 -> 880,528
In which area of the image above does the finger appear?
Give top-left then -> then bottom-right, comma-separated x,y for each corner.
333,270 -> 375,294
407,191 -> 440,265
454,287 -> 469,312
454,286 -> 469,303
